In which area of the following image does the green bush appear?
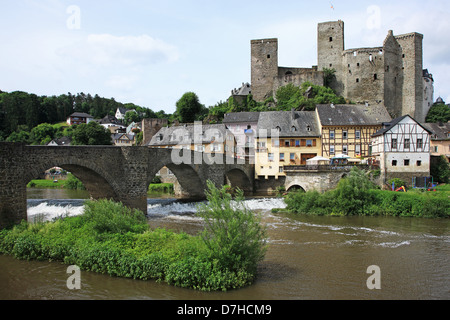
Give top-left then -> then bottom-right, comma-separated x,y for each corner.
197,181 -> 267,277
0,193 -> 267,291
284,167 -> 449,218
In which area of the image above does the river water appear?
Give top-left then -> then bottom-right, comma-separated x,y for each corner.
0,189 -> 449,300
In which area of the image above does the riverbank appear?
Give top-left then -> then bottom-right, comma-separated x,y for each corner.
283,169 -> 450,218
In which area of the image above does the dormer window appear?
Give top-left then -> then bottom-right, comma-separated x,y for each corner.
291,126 -> 297,132
276,126 -> 281,132
306,125 -> 311,132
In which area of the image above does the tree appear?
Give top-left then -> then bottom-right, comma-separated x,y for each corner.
275,83 -> 303,110
431,155 -> 450,184
71,121 -> 112,145
426,102 -> 450,123
29,123 -> 56,145
196,181 -> 267,275
175,92 -> 206,123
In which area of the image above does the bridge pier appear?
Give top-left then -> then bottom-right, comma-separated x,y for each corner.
0,143 -> 27,229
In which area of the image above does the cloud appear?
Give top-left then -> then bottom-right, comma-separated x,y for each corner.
58,33 -> 180,68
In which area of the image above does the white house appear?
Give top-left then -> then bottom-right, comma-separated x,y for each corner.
115,107 -> 136,120
223,112 -> 260,162
371,115 -> 432,186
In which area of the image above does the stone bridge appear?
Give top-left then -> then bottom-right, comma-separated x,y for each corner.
0,143 -> 254,229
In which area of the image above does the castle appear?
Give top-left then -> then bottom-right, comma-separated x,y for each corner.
250,20 -> 434,123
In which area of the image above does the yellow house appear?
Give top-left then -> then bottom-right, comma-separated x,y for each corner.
315,104 -> 391,159
255,111 -> 322,179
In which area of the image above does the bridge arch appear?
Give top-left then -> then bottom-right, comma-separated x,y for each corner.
286,184 -> 306,193
24,159 -> 121,202
147,151 -> 206,199
225,168 -> 253,195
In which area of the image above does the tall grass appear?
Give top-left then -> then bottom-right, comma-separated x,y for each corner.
0,182 -> 267,291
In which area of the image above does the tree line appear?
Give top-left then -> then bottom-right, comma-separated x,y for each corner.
0,91 -> 169,142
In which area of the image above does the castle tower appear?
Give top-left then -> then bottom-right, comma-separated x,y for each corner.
251,38 -> 279,102
395,33 -> 424,121
383,30 -> 404,118
317,20 -> 345,95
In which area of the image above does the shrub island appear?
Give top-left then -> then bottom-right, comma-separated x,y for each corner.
0,181 -> 267,291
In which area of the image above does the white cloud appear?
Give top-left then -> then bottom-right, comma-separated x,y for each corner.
57,33 -> 180,68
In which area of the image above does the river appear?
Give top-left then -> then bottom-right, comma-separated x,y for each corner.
0,188 -> 449,300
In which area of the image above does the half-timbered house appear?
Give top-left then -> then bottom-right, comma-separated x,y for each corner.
371,115 -> 432,186
315,104 -> 391,159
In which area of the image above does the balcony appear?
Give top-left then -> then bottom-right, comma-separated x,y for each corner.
283,164 -> 379,173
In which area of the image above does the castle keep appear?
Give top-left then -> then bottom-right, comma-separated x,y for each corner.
251,20 -> 433,123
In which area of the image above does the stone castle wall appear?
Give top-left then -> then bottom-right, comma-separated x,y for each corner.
251,20 -> 429,122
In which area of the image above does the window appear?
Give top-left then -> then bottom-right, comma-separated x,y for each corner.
343,131 -> 348,139
273,139 -> 280,147
279,167 -> 284,173
392,138 -> 398,150
306,140 -> 313,147
212,144 -> 221,152
356,78 -> 360,83
268,153 -> 274,162
355,130 -> 361,139
392,160 -> 397,167
330,130 -> 335,139
417,161 -> 422,167
417,139 -> 423,149
291,126 -> 297,132
433,146 -> 439,153
329,37 -> 333,42
355,145 -> 361,155
267,54 -> 271,59
290,153 -> 295,162
280,153 -> 285,162
343,145 -> 348,154
330,145 -> 335,154
404,139 -> 410,150
404,159 -> 410,166
307,125 -> 311,132
374,74 -> 378,80
285,140 -> 290,147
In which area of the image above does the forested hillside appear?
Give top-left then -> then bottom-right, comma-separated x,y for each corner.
0,91 -> 167,141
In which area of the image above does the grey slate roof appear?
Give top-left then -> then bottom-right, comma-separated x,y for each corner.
372,115 -> 432,137
256,111 -> 321,138
231,83 -> 252,96
69,112 -> 93,118
223,112 -> 260,124
316,104 -> 391,127
423,122 -> 450,140
149,124 -> 233,146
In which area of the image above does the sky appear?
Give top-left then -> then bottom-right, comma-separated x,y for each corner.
1,0 -> 450,114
